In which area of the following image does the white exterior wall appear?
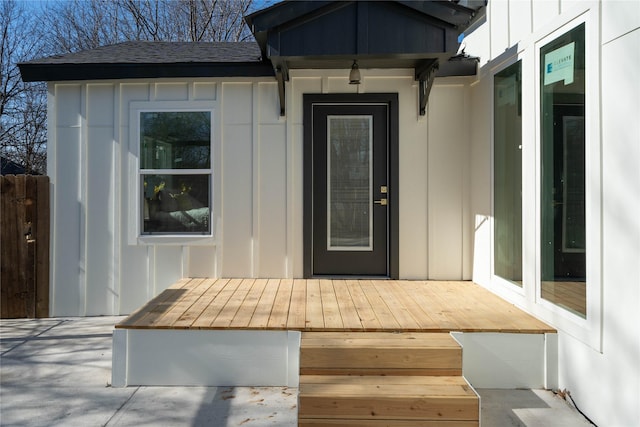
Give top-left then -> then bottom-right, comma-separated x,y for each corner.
465,1 -> 640,425
48,78 -> 288,316
288,69 -> 473,279
47,71 -> 473,316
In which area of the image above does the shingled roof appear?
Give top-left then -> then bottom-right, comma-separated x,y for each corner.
19,0 -> 487,88
19,41 -> 274,82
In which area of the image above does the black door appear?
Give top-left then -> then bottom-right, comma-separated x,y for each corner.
304,99 -> 392,277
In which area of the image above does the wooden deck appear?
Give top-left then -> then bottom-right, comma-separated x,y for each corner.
116,279 -> 555,333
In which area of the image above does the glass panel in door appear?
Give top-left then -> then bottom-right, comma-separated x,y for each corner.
327,116 -> 373,251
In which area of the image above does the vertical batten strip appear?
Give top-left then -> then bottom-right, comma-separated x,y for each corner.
47,83 -> 57,315
79,83 -> 88,316
252,82 -> 260,277
112,83 -> 121,315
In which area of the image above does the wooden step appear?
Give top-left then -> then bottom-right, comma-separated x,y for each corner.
298,375 -> 479,425
300,332 -> 462,376
299,421 -> 478,427
298,421 -> 478,427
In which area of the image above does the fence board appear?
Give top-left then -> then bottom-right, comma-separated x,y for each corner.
1,175 -> 50,318
35,176 -> 50,317
1,175 -> 20,317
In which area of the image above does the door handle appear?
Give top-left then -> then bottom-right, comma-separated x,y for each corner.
374,198 -> 388,206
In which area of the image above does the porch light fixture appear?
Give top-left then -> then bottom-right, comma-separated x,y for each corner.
349,60 -> 361,84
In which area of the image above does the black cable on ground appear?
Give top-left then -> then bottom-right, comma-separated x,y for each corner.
554,389 -> 598,426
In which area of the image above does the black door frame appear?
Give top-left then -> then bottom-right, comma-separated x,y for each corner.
303,93 -> 399,279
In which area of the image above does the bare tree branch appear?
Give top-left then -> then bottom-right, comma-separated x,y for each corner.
5,0 -> 260,175
1,0 -> 47,173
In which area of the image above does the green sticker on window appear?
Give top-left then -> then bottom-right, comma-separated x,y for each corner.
544,42 -> 575,86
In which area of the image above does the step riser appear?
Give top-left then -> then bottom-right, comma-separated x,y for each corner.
300,367 -> 462,376
299,421 -> 478,427
301,348 -> 461,372
299,396 -> 479,421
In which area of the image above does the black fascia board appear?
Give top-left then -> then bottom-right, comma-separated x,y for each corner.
436,57 -> 479,77
247,1 -> 482,34
19,61 -> 275,82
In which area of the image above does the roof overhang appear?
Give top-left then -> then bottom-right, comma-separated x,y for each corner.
19,1 -> 487,118
19,62 -> 274,83
245,0 -> 486,115
18,41 -> 274,83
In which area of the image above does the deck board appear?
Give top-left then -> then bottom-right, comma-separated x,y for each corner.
268,279 -> 294,329
333,280 -> 362,330
287,279 -> 307,328
359,280 -> 401,329
116,279 -> 556,333
174,278 -> 228,328
320,279 -> 342,329
248,278 -> 280,329
305,279 -> 325,330
372,280 -> 421,330
230,278 -> 267,328
211,278 -> 254,328
346,280 -> 382,330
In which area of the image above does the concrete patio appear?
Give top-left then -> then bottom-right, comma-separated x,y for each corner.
0,316 -> 592,426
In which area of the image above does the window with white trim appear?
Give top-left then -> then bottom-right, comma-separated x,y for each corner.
494,60 -> 523,287
139,111 -> 212,235
539,23 -> 586,317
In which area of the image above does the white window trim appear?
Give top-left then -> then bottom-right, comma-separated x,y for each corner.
487,4 -> 602,351
128,101 -> 216,246
489,56 -> 527,300
533,8 -> 602,351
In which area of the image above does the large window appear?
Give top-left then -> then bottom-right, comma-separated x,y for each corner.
494,61 -> 523,286
139,111 -> 212,235
540,23 -> 586,317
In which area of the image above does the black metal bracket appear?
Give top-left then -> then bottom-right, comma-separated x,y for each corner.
275,65 -> 289,117
415,60 -> 439,116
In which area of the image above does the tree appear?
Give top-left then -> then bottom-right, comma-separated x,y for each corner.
42,0 -> 256,54
118,0 -> 255,42
3,0 -> 262,175
0,0 -> 47,174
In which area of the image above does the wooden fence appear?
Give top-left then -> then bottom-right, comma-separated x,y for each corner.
1,175 -> 50,318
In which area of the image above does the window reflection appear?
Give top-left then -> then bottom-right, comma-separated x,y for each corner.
139,111 -> 212,235
540,24 -> 586,317
494,61 -> 523,286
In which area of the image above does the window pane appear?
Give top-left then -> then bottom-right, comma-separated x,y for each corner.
140,112 -> 211,169
540,24 -> 586,317
142,174 -> 210,234
327,116 -> 373,251
494,61 -> 522,286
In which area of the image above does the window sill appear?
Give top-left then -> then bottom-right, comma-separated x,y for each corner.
136,235 -> 216,246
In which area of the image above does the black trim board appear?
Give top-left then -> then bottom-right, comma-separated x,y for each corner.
303,93 -> 399,279
19,62 -> 275,83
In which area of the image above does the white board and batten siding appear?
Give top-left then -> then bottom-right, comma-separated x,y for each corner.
288,69 -> 474,280
48,71 -> 474,317
49,79 -> 283,316
464,1 -> 640,425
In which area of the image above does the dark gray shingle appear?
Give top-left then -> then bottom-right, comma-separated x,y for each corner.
19,41 -> 274,82
23,41 -> 263,65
